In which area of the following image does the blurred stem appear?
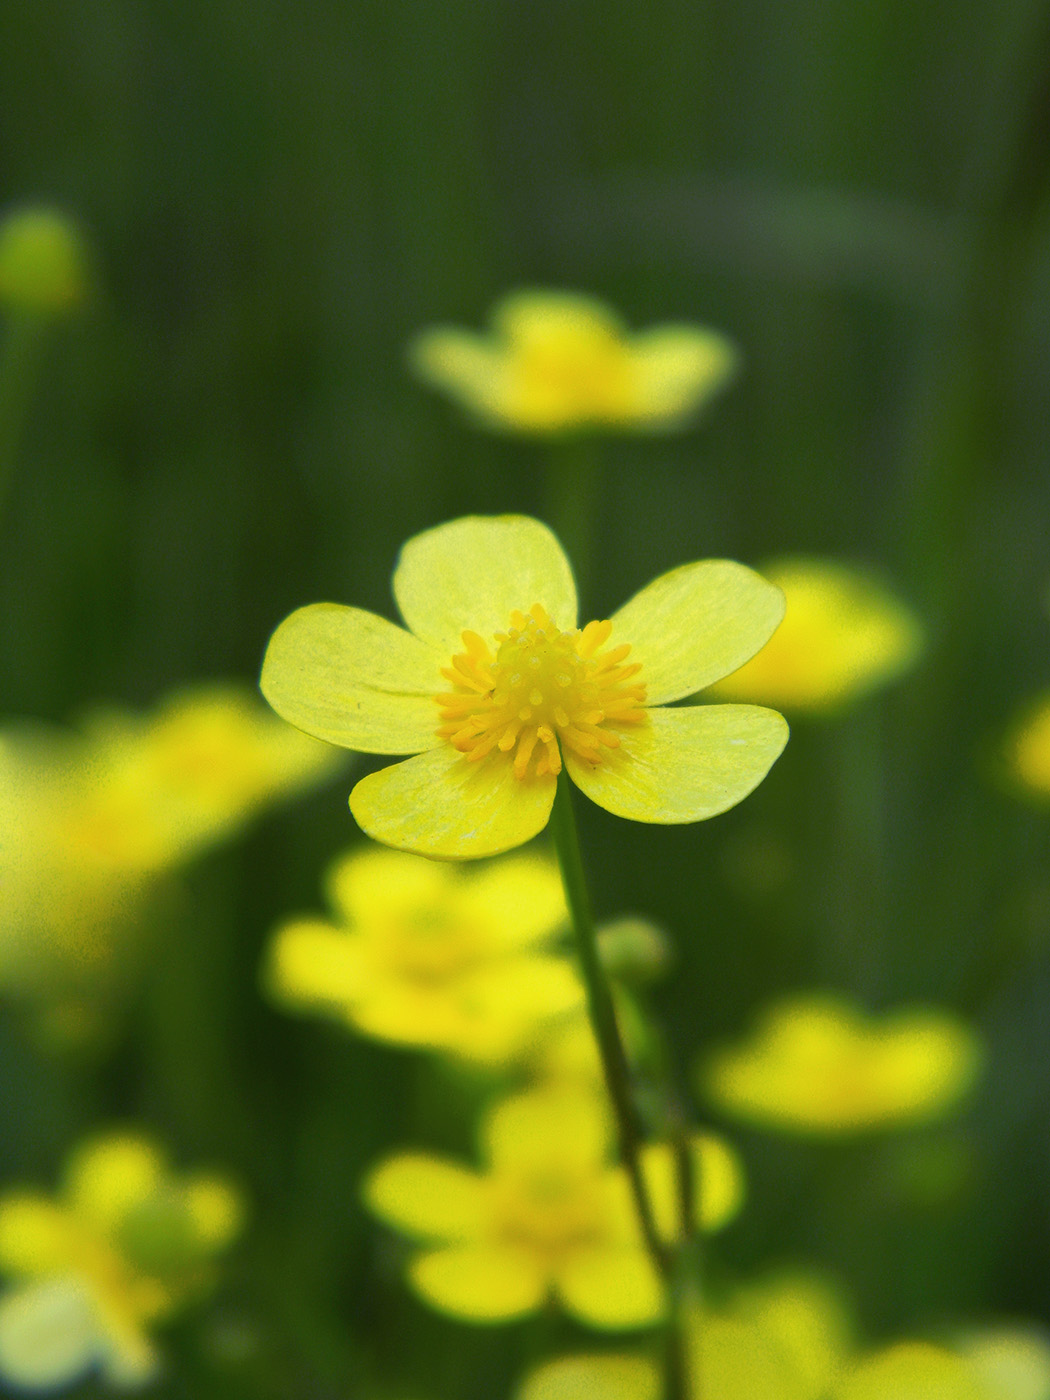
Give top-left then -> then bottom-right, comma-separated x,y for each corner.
543,436 -> 600,603
0,313 -> 47,519
549,774 -> 691,1400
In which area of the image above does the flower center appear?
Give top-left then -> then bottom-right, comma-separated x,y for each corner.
435,604 -> 647,780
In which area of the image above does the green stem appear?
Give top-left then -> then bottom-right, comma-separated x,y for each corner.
543,435 -> 601,604
548,774 -> 667,1273
0,313 -> 47,519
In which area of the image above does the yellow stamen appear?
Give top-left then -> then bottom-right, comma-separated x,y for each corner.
436,605 -> 647,780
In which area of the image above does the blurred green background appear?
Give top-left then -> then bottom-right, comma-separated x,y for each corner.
2,1 -> 1050,1395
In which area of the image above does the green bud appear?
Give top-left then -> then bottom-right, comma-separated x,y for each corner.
0,207 -> 89,315
596,917 -> 671,984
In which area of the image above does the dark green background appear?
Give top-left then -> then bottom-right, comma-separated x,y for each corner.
2,3 -> 1050,1395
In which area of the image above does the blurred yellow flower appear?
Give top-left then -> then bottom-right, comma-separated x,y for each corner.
708,558 -> 923,713
0,206 -> 89,315
0,685 -> 343,1023
363,1086 -> 744,1328
700,995 -> 982,1136
0,1133 -> 242,1390
1004,694 -> 1050,798
409,290 -> 739,436
957,1327 -> 1050,1400
262,514 -> 787,859
266,845 -> 583,1063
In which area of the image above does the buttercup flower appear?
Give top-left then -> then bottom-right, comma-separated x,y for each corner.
363,1086 -> 744,1329
700,995 -> 982,1136
0,1133 -> 242,1390
261,515 -> 787,860
409,290 -> 739,436
266,845 -> 583,1063
708,557 -> 923,713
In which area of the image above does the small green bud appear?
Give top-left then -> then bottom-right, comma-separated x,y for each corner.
0,207 -> 89,315
596,917 -> 671,984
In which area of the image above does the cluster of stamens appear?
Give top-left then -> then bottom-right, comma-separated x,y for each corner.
435,604 -> 647,780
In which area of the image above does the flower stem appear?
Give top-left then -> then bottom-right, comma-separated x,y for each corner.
544,436 -> 600,605
548,773 -> 667,1274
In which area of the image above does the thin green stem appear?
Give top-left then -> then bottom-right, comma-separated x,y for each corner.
543,435 -> 601,603
0,313 -> 47,520
548,774 -> 668,1276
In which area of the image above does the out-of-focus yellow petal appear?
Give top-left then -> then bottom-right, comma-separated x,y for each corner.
629,325 -> 740,429
326,845 -> 452,925
518,1354 -> 659,1400
956,1328 -> 1050,1400
265,919 -> 374,1016
0,1197 -> 76,1277
483,1088 -> 610,1175
64,1136 -> 165,1234
261,603 -> 441,754
709,558 -> 924,713
409,1244 -> 546,1322
566,705 -> 787,824
1006,695 -> 1050,798
461,854 -> 567,950
554,1243 -> 664,1329
363,1155 -> 488,1242
702,996 -> 982,1135
738,1273 -> 853,1397
690,1312 -> 812,1400
495,290 -> 627,345
350,746 -> 556,860
0,1278 -> 101,1390
183,1178 -> 244,1251
835,1342 -> 985,1400
409,329 -> 508,427
610,561 -> 786,705
639,1133 -> 746,1238
393,516 -> 578,656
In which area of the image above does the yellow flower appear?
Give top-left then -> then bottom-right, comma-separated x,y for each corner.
708,557 -> 923,713
700,995 -> 982,1136
409,290 -> 739,436
957,1327 -> 1050,1400
0,206 -> 89,315
362,1086 -> 744,1328
0,1133 -> 242,1390
261,515 -> 787,860
1004,693 -> 1050,798
266,845 -> 583,1063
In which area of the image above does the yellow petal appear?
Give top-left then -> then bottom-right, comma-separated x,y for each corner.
327,845 -> 453,926
554,1244 -> 665,1329
409,1244 -> 546,1322
495,290 -> 627,344
0,1278 -> 102,1390
484,1087 -> 610,1175
261,604 -> 441,754
836,1343 -> 985,1400
363,1155 -> 487,1242
610,561 -> 785,705
519,1355 -> 660,1400
183,1177 -> 244,1250
639,1134 -> 746,1239
350,747 -> 556,860
408,329 -> 509,427
630,325 -> 739,429
462,853 -> 567,950
265,920 -> 373,1015
64,1135 -> 165,1233
957,1327 -> 1050,1400
0,1197 -> 76,1276
393,516 -> 578,656
566,705 -> 788,824
690,1312 -> 812,1400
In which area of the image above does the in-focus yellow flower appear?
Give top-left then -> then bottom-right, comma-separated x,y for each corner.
708,558 -> 923,713
363,1086 -> 744,1328
0,1133 -> 242,1390
266,845 -> 583,1063
0,206 -> 89,315
0,685 -> 342,1025
1004,693 -> 1050,799
409,290 -> 739,436
261,515 -> 787,860
700,995 -> 982,1136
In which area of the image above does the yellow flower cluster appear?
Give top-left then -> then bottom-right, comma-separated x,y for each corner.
700,995 -> 982,1135
363,1086 -> 743,1329
409,290 -> 739,436
266,846 -> 582,1064
518,1273 -> 1050,1400
0,1133 -> 242,1390
262,514 -> 788,859
710,558 -> 924,713
1,685 -> 342,1023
